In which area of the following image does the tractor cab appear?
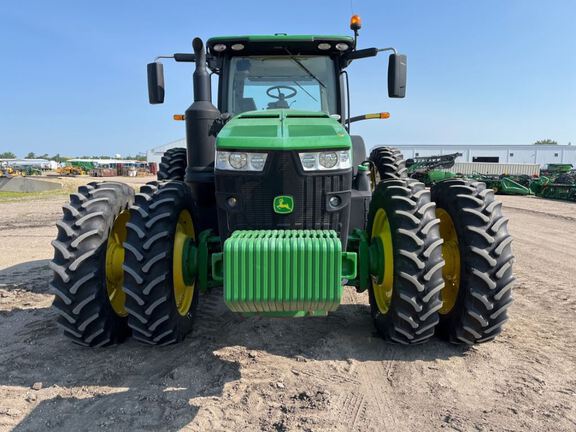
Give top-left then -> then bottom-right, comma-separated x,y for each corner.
206,35 -> 352,118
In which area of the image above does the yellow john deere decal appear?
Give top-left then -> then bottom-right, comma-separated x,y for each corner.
273,196 -> 294,214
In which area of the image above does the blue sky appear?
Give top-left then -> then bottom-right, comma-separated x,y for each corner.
0,1 -> 575,157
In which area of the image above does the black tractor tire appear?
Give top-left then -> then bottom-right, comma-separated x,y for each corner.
367,179 -> 445,344
50,181 -> 134,346
158,148 -> 187,181
369,146 -> 407,180
431,179 -> 514,344
123,181 -> 199,345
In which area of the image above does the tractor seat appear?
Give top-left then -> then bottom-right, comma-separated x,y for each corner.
236,97 -> 257,113
267,100 -> 290,109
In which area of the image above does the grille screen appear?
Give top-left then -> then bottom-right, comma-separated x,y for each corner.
215,151 -> 351,241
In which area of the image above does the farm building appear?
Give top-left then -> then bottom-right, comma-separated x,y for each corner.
394,144 -> 576,167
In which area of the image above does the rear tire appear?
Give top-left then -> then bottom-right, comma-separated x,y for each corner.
158,148 -> 187,181
50,182 -> 134,347
367,179 -> 444,344
369,147 -> 407,180
123,181 -> 199,345
431,179 -> 514,344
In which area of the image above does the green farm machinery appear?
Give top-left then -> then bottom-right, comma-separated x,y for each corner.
469,174 -> 533,196
49,16 -> 514,347
405,152 -> 461,185
533,165 -> 576,201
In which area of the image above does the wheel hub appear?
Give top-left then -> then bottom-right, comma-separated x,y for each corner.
370,208 -> 395,314
437,208 -> 461,315
105,210 -> 130,317
173,210 -> 196,316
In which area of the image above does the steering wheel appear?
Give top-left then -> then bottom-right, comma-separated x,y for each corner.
266,85 -> 297,100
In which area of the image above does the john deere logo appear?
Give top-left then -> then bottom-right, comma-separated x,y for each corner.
273,196 -> 294,214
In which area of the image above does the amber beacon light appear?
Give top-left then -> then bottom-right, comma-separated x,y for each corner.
350,15 -> 362,31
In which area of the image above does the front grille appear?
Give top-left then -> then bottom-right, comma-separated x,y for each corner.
215,151 -> 352,243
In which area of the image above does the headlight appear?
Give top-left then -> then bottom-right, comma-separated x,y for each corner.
215,151 -> 268,171
250,153 -> 266,170
319,152 -> 338,169
298,150 -> 352,171
300,153 -> 317,170
229,152 -> 247,169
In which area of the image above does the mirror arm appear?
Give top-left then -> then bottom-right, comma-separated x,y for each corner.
341,47 -> 398,68
154,55 -> 174,62
174,53 -> 196,62
377,47 -> 398,55
152,54 -> 197,63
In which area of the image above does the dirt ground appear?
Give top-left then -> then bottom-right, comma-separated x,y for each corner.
0,179 -> 575,432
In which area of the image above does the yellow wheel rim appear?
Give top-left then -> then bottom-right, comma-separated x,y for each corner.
173,210 -> 196,316
437,208 -> 461,314
370,208 -> 395,314
105,210 -> 130,317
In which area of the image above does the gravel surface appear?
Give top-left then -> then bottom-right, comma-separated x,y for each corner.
0,183 -> 574,431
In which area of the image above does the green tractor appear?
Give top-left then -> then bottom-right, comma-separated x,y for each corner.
49,17 -> 514,347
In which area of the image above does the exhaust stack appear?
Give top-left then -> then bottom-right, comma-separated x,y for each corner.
192,37 -> 211,102
185,37 -> 220,230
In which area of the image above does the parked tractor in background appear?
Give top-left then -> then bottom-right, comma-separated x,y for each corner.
49,16 -> 514,348
57,165 -> 86,176
0,166 -> 16,177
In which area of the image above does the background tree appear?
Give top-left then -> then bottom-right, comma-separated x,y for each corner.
0,151 -> 16,158
533,139 -> 558,145
125,154 -> 147,161
25,152 -> 36,158
50,154 -> 69,163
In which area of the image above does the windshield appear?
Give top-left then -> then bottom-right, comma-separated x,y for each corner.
227,56 -> 338,115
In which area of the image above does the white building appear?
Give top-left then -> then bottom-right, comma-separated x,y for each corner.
392,144 -> 576,167
0,158 -> 58,170
147,139 -> 186,165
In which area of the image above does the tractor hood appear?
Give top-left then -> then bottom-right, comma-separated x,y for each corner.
216,110 -> 351,151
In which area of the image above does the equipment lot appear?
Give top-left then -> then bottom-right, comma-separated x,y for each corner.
0,181 -> 574,431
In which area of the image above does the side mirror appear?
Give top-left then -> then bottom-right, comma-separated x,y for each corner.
388,54 -> 407,98
147,62 -> 165,104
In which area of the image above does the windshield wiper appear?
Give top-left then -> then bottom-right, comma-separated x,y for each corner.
292,80 -> 318,102
284,48 -> 326,89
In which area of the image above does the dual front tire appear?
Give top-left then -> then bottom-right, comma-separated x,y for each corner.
50,182 -> 134,347
367,149 -> 514,344
431,179 -> 514,343
367,179 -> 444,344
123,181 -> 199,345
50,180 -> 199,346
157,148 -> 187,181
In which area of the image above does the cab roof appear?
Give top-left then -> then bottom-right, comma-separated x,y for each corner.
206,34 -> 354,56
